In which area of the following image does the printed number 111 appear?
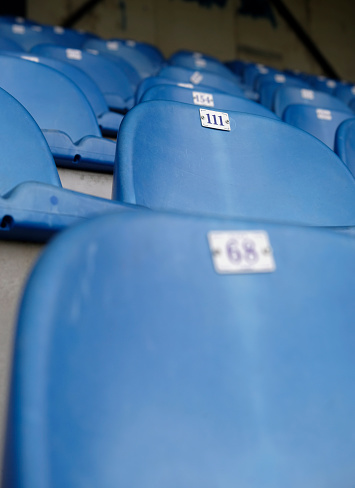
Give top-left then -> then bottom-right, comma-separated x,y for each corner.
206,113 -> 224,126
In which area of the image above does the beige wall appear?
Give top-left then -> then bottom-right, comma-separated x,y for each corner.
28,0 -> 355,80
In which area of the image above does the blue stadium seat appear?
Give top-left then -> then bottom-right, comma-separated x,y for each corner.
334,83 -> 355,105
242,63 -> 278,89
0,35 -> 24,52
135,75 -> 225,104
0,55 -> 116,171
7,51 -> 123,137
0,87 -> 132,242
158,65 -> 245,97
119,38 -> 164,72
335,118 -> 355,177
169,50 -> 241,83
283,104 -> 354,149
114,100 -> 355,226
225,59 -> 249,77
32,44 -> 136,112
0,22 -> 93,50
0,16 -> 39,27
274,86 -> 353,118
256,73 -> 311,110
83,37 -> 159,79
254,72 -> 309,93
4,209 -> 355,487
141,83 -> 279,119
309,75 -> 338,95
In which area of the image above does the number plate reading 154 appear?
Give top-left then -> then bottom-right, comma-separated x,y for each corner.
193,92 -> 214,107
208,231 -> 276,274
200,109 -> 230,131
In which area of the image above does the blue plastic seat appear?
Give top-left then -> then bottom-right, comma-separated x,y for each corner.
283,104 -> 354,149
32,44 -> 136,112
254,72 -> 309,93
83,37 -> 159,79
257,73 -> 311,110
274,86 -> 353,118
169,50 -> 241,84
242,63 -> 278,89
118,38 -> 164,73
224,59 -> 249,77
0,35 -> 24,52
0,87 -> 133,242
141,83 -> 279,119
136,75 -> 226,104
7,51 -> 123,137
309,75 -> 338,95
335,118 -> 355,177
114,100 -> 355,226
0,16 -> 39,27
0,22 -> 92,50
0,54 -> 116,171
4,208 -> 355,487
158,65 -> 245,98
335,83 -> 355,105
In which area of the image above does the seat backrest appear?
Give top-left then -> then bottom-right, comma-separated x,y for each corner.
283,104 -> 354,149
0,85 -> 131,241
243,63 -> 278,88
0,87 -> 60,195
113,100 -> 355,226
136,75 -> 225,103
259,78 -> 311,110
309,75 -> 338,95
225,59 -> 249,77
31,44 -> 135,111
335,118 -> 355,176
169,51 -> 241,84
274,86 -> 353,118
141,84 -> 279,119
159,65 -> 245,98
83,38 -> 158,78
0,22 -> 89,50
7,51 -> 109,119
255,71 -> 310,93
334,83 -> 355,104
4,209 -> 355,486
0,35 -> 24,51
123,39 -> 164,66
0,54 -> 101,142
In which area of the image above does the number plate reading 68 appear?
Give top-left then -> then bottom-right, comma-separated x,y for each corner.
208,231 -> 276,274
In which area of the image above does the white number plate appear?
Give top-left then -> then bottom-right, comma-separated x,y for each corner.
193,91 -> 214,107
200,109 -> 230,131
208,231 -> 276,274
301,89 -> 314,100
107,41 -> 119,51
12,24 -> 25,34
195,58 -> 207,68
190,71 -> 204,84
66,48 -> 82,60
316,108 -> 332,120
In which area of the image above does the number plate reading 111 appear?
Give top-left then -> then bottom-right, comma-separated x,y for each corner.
208,231 -> 276,274
200,109 -> 230,131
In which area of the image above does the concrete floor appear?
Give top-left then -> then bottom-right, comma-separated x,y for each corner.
0,169 -> 114,477
0,241 -> 43,477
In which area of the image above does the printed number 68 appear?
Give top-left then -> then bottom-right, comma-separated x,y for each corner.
226,239 -> 258,264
